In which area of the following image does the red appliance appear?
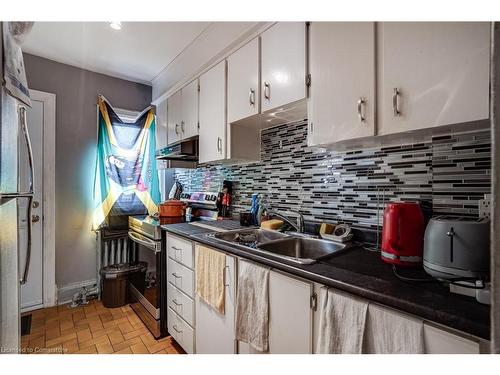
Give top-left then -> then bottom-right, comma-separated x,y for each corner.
381,202 -> 425,266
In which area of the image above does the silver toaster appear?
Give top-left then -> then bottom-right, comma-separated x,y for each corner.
423,216 -> 490,280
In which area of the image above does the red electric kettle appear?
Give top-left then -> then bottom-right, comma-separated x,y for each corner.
381,202 -> 425,266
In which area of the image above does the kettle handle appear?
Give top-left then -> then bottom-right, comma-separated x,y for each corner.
388,205 -> 401,251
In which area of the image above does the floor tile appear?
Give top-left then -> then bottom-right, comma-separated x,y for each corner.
21,300 -> 184,355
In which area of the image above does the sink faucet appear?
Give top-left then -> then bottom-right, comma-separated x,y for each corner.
266,209 -> 305,233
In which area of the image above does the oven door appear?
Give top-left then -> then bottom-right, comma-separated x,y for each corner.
128,229 -> 162,338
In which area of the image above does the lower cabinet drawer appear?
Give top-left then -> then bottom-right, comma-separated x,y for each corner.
168,307 -> 195,354
167,234 -> 194,269
167,282 -> 195,327
167,258 -> 194,297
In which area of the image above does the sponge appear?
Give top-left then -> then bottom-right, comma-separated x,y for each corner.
319,223 -> 335,235
260,219 -> 284,231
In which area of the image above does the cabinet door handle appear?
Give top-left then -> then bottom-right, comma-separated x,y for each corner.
357,97 -> 366,123
249,88 -> 255,105
175,123 -> 180,135
223,265 -> 230,287
392,88 -> 401,116
264,82 -> 270,100
217,137 -> 222,153
181,120 -> 185,133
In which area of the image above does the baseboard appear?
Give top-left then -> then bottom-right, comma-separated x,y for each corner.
57,279 -> 97,305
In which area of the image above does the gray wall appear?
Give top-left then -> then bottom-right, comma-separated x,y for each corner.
23,53 -> 152,291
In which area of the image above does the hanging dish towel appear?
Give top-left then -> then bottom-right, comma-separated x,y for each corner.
235,260 -> 270,352
315,287 -> 368,354
195,245 -> 226,314
365,304 -> 424,354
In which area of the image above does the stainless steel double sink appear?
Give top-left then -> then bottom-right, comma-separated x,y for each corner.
206,228 -> 351,265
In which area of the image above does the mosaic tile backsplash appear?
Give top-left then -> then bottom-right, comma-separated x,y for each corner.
174,119 -> 491,230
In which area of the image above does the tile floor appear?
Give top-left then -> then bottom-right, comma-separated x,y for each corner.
20,299 -> 184,354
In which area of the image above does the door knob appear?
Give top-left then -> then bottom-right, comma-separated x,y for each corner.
32,214 -> 40,223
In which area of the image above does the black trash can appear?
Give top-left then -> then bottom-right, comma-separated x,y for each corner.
100,262 -> 147,308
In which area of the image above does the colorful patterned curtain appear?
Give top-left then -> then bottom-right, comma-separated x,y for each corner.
93,95 -> 160,229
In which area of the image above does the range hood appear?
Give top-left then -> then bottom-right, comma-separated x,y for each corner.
155,137 -> 198,168
156,137 -> 198,161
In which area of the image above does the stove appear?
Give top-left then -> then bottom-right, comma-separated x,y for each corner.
179,191 -> 219,205
180,191 -> 220,221
127,215 -> 165,338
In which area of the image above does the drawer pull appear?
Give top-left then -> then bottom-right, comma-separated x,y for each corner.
172,324 -> 183,334
171,246 -> 182,251
223,265 -> 230,287
172,299 -> 182,306
172,273 -> 182,279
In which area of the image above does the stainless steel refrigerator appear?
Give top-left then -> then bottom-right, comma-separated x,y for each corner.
0,22 -> 34,353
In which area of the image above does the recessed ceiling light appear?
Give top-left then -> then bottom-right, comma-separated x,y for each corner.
109,22 -> 122,30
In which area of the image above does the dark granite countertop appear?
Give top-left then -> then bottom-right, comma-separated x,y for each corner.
161,222 -> 490,340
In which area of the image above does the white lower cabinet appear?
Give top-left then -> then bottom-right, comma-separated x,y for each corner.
168,307 -> 195,354
238,269 -> 313,354
195,245 -> 237,354
423,323 -> 481,354
166,237 -> 196,354
167,282 -> 195,327
312,283 -> 487,354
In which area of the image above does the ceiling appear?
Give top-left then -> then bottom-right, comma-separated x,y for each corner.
22,22 -> 211,85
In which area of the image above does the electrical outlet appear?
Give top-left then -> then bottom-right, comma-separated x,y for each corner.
479,194 -> 491,220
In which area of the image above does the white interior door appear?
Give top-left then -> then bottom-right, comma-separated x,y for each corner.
19,99 -> 44,312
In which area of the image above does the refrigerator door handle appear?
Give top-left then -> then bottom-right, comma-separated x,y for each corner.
19,194 -> 33,285
17,105 -> 35,285
19,106 -> 34,194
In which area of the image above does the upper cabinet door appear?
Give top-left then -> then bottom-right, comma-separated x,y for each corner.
261,22 -> 307,113
199,61 -> 227,164
181,79 -> 199,139
308,22 -> 375,147
227,38 -> 260,123
155,98 -> 168,150
378,22 -> 490,135
167,90 -> 182,145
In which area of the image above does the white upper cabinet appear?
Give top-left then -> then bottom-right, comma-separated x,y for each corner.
308,22 -> 376,147
155,98 -> 168,150
261,22 -> 307,113
167,89 -> 182,145
227,38 -> 260,123
181,79 -> 199,139
199,61 -> 227,164
378,22 -> 490,135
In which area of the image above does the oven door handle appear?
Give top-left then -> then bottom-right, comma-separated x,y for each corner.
128,231 -> 160,253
